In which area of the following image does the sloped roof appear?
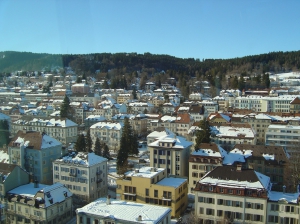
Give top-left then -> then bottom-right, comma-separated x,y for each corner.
8,131 -> 62,150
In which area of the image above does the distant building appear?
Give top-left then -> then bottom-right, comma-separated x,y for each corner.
76,196 -> 171,224
71,82 -> 90,94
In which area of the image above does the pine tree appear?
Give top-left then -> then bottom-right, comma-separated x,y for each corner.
194,118 -> 211,151
60,95 -> 71,119
94,137 -> 102,156
0,120 -> 9,147
132,86 -> 137,99
117,118 -> 139,174
102,143 -> 110,159
86,129 -> 92,152
74,134 -> 86,152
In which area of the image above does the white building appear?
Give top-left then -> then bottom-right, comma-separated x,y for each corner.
265,124 -> 300,152
210,124 -> 256,150
148,130 -> 192,177
53,152 -> 108,203
76,196 -> 171,224
11,118 -> 78,146
90,121 -> 123,151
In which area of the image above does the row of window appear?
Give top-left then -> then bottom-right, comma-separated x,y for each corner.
199,207 -> 264,222
198,197 -> 264,209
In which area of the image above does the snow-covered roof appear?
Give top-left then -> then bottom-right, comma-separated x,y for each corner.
211,125 -> 255,139
156,177 -> 187,188
124,167 -> 165,179
148,134 -> 192,149
8,182 -> 72,207
14,118 -> 78,127
0,112 -> 10,120
85,115 -> 107,122
268,191 -> 299,204
90,121 -> 123,130
13,133 -> 62,149
0,150 -> 9,163
220,147 -> 252,165
56,152 -> 107,167
199,166 -> 271,191
77,197 -> 171,223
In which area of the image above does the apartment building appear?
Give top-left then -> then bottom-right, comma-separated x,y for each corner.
8,131 -> 62,184
84,115 -> 107,129
194,166 -> 271,223
265,124 -> 300,152
0,164 -> 30,223
89,121 -> 123,151
210,123 -> 257,150
6,182 -> 73,224
146,114 -> 162,133
189,143 -> 223,193
112,114 -> 148,136
234,95 -> 300,113
117,93 -> 131,104
76,196 -> 171,224
200,100 -> 219,114
53,152 -> 108,203
128,102 -> 154,114
290,97 -> 300,113
116,166 -> 188,218
148,113 -> 194,137
189,105 -> 205,122
213,96 -> 229,111
148,131 -> 192,177
11,118 -> 78,146
233,144 -> 289,191
71,82 -> 90,94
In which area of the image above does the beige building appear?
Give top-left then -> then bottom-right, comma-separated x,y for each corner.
11,118 -> 78,146
189,143 -> 223,193
116,166 -> 188,218
71,82 -> 90,94
53,152 -> 108,204
89,121 -> 123,151
76,196 -> 171,224
194,166 -> 271,223
148,131 -> 192,177
6,182 -> 73,224
117,93 -> 131,104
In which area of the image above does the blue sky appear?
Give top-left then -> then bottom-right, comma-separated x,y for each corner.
0,0 -> 299,59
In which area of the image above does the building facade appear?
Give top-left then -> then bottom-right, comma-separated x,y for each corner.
116,167 -> 188,218
53,152 -> 108,204
8,131 -> 62,184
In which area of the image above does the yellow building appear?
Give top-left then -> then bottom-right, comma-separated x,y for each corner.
116,166 -> 188,218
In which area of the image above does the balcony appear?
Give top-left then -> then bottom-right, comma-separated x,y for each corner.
96,170 -> 102,175
69,172 -> 77,177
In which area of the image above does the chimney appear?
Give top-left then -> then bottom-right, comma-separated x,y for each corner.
106,195 -> 111,205
137,215 -> 142,221
236,164 -> 242,172
283,185 -> 286,194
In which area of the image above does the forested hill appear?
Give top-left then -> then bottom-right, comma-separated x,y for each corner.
1,50 -> 300,75
1,50 -> 300,94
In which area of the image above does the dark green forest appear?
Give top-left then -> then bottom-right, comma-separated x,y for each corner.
1,50 -> 300,95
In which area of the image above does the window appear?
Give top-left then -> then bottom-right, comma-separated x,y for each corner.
198,196 -> 204,202
271,204 -> 279,211
219,188 -> 224,193
268,215 -> 279,223
199,207 -> 204,214
285,205 -> 295,213
145,188 -> 149,196
217,210 -> 223,217
228,189 -> 233,194
217,199 -> 223,205
206,208 -> 214,216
